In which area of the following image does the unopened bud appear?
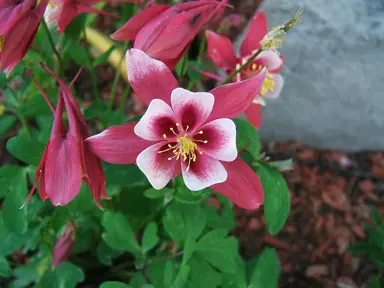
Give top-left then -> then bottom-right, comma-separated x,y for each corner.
52,221 -> 76,268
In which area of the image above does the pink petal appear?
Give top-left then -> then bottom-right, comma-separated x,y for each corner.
240,11 -> 267,57
211,157 -> 264,209
255,51 -> 283,72
208,68 -> 267,121
262,73 -> 284,100
195,118 -> 237,162
134,99 -> 178,141
112,5 -> 169,41
136,142 -> 178,189
82,143 -> 108,207
85,122 -> 154,164
44,135 -> 83,206
171,88 -> 214,133
181,153 -> 227,191
126,48 -> 177,106
205,30 -> 237,69
245,103 -> 262,129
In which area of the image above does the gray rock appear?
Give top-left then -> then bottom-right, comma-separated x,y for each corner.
245,0 -> 384,151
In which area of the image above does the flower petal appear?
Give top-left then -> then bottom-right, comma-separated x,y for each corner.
208,68 -> 267,121
111,5 -> 169,41
171,88 -> 214,133
206,30 -> 237,70
211,157 -> 264,209
136,142 -> 178,189
263,73 -> 284,99
85,122 -> 154,164
134,99 -> 178,141
126,48 -> 178,106
255,50 -> 283,72
240,11 -> 267,57
245,103 -> 262,129
82,143 -> 108,207
44,135 -> 83,206
196,118 -> 237,162
182,153 -> 227,191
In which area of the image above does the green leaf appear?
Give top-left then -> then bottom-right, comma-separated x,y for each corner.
1,165 -> 28,234
94,45 -> 116,66
249,248 -> 280,288
186,254 -> 222,288
102,212 -> 141,255
99,282 -> 132,288
174,178 -> 211,204
104,163 -> 148,187
0,257 -> 11,277
163,202 -> 206,246
6,136 -> 45,166
164,261 -> 174,288
84,99 -> 108,119
345,243 -> 379,254
256,163 -> 290,235
19,95 -> 53,117
205,196 -> 235,230
368,274 -> 381,288
144,188 -> 174,199
0,213 -> 29,257
171,265 -> 190,288
195,229 -> 238,273
68,41 -> 90,66
96,240 -> 124,266
175,53 -> 189,77
0,115 -> 17,136
142,222 -> 159,254
371,206 -> 383,226
234,118 -> 261,160
37,262 -> 85,288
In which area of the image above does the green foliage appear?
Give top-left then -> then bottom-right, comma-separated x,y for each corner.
255,162 -> 290,235
234,118 -> 261,160
6,136 -> 45,166
249,248 -> 280,288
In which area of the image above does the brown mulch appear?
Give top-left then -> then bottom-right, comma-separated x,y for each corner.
233,141 -> 384,288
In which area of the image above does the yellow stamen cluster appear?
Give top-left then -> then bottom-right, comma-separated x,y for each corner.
0,35 -> 4,52
260,73 -> 275,96
158,123 -> 208,172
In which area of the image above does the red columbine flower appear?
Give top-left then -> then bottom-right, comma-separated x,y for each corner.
52,221 -> 75,268
86,49 -> 266,210
112,0 -> 227,70
24,64 -> 107,207
0,0 -> 48,76
206,11 -> 284,128
46,0 -> 107,33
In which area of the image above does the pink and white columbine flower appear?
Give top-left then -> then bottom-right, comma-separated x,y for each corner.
86,48 -> 266,210
205,11 -> 284,128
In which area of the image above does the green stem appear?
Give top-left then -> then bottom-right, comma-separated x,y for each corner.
108,41 -> 130,121
17,114 -> 31,137
118,84 -> 131,118
83,27 -> 99,100
220,48 -> 263,85
41,20 -> 63,75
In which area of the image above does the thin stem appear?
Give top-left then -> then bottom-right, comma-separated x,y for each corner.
118,83 -> 131,118
41,20 -> 63,75
108,41 -> 130,120
220,48 -> 263,85
145,251 -> 184,266
83,26 -> 99,100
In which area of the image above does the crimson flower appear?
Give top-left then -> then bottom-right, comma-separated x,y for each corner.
52,221 -> 75,268
206,11 -> 284,128
24,64 -> 107,207
112,0 -> 227,70
46,0 -> 107,33
0,0 -> 48,76
86,49 -> 266,210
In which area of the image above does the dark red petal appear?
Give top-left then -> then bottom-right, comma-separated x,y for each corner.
240,11 -> 267,57
211,157 -> 264,209
85,122 -> 154,164
126,48 -> 178,106
245,104 -> 262,129
206,30 -> 237,69
44,135 -> 83,206
112,5 -> 169,41
208,68 -> 267,121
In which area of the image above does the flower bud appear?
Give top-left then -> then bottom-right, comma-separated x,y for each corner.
52,221 -> 75,268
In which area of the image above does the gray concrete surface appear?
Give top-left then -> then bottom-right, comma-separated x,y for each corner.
242,0 -> 384,151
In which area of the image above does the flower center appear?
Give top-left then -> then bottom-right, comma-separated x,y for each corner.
158,123 -> 208,172
0,35 -> 4,52
260,73 -> 275,96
